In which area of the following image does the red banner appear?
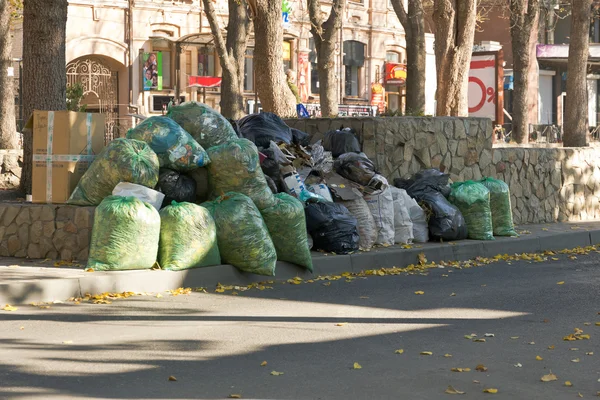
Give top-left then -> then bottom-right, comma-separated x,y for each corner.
188,76 -> 222,88
385,63 -> 407,85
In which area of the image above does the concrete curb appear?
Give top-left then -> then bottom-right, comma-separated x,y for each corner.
1,226 -> 599,305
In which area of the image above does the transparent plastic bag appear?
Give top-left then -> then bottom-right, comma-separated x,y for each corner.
87,196 -> 160,271
68,138 -> 160,206
449,181 -> 494,241
479,177 -> 518,236
158,202 -> 221,270
364,188 -> 395,246
338,197 -> 377,250
390,187 -> 414,244
112,182 -> 164,211
167,101 -> 238,149
206,139 -> 276,210
126,116 -> 209,171
396,190 -> 429,243
203,192 -> 277,276
261,193 -> 313,271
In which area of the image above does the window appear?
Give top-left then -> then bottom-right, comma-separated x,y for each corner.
198,46 -> 216,76
244,48 -> 254,92
343,40 -> 365,97
309,38 -> 319,94
386,51 -> 400,63
283,40 -> 292,72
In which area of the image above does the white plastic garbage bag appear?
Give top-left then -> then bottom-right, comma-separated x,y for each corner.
364,188 -> 395,246
396,189 -> 429,243
112,182 -> 165,211
338,197 -> 377,250
390,187 -> 414,244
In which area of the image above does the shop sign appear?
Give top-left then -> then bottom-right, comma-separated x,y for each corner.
385,63 -> 407,85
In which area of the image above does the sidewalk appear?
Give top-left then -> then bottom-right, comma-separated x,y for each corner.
2,221 -> 600,305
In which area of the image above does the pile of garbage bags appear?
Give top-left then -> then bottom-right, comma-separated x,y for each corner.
71,101 -> 517,277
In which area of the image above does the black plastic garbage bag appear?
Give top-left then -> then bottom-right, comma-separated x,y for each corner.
323,128 -> 361,158
238,112 -> 293,148
305,202 -> 359,254
420,191 -> 468,241
291,128 -> 310,146
334,152 -> 377,186
156,169 -> 197,208
401,168 -> 452,200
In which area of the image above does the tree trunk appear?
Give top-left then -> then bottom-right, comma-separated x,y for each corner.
564,0 -> 591,147
0,1 -> 19,150
510,0 -> 540,144
308,0 -> 344,117
20,0 -> 68,194
203,0 -> 249,120
433,0 -> 477,117
253,0 -> 297,117
391,0 -> 426,114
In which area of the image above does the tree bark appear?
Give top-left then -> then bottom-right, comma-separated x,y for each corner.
20,0 -> 68,194
564,0 -> 592,147
308,0 -> 344,117
509,0 -> 540,144
391,0 -> 426,114
253,0 -> 297,117
0,1 -> 19,150
433,0 -> 478,117
202,0 -> 250,120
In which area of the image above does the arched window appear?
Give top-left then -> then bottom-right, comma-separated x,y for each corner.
385,50 -> 406,114
343,40 -> 365,97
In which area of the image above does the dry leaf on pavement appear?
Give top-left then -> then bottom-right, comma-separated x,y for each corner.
353,362 -> 362,370
168,376 -> 177,381
557,281 -> 565,285
395,349 -> 404,354
536,355 -> 543,361
571,358 -> 580,363
483,388 -> 498,394
420,351 -> 433,356
270,371 -> 284,376
564,381 -> 573,387
228,395 -> 242,399
514,363 -> 522,368
414,291 -> 425,295
3,305 -> 17,312
541,373 -> 558,382
260,361 -> 267,367
451,368 -> 471,372
444,354 -> 453,358
476,364 -> 488,372
445,385 -> 465,395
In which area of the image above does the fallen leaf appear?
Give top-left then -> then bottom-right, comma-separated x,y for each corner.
552,257 -> 560,261
19,326 -> 24,330
270,371 -> 284,376
528,342 -> 536,345
577,393 -> 583,398
542,228 -> 549,231
476,364 -> 488,372
420,351 -> 433,356
584,322 -> 591,326
541,373 -> 558,382
444,353 -> 453,358
3,305 -> 17,312
414,291 -> 425,295
586,352 -> 594,355
557,281 -> 565,285
484,333 -> 495,337
570,348 -> 579,351
322,282 -> 331,286
473,338 -> 486,343
510,336 -> 520,340
464,335 -> 475,340
444,385 -> 465,395
543,319 -> 550,323
548,345 -> 555,350
450,293 -> 456,296
564,381 -> 573,387
353,362 -> 362,370
536,355 -> 543,361
451,367 -> 471,372
571,358 -> 580,363
84,268 -> 94,272
156,293 -> 163,298
514,363 -> 522,368
335,323 -> 348,327
260,361 -> 267,367
359,296 -> 369,299
168,376 -> 177,381
395,349 -> 404,354
62,340 -> 73,344
228,395 -> 242,399
473,380 -> 480,384
483,388 -> 498,394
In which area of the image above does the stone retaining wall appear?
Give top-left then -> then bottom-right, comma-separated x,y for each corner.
286,117 -> 600,225
0,203 -> 94,261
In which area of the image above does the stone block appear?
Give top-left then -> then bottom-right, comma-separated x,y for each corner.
77,247 -> 89,262
472,166 -> 482,181
27,243 -> 42,259
43,221 -> 55,238
30,221 -> 43,244
39,237 -> 54,257
56,206 -> 75,222
414,147 -> 431,168
15,207 -> 31,225
18,224 -> 29,246
46,250 -> 58,260
64,222 -> 78,234
479,149 -> 492,170
30,206 -> 42,221
456,140 -> 468,157
52,229 -> 68,250
464,149 -> 479,166
492,149 -> 502,165
0,242 -> 8,257
431,154 -> 443,169
60,248 -> 74,261
2,206 -> 20,226
7,235 -> 20,256
74,207 -> 93,230
435,131 -> 448,154
40,206 -> 55,221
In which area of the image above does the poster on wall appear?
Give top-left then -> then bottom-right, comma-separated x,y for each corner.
282,0 -> 292,29
143,52 -> 162,91
384,63 -> 407,86
468,52 -> 503,124
371,83 -> 386,114
298,52 -> 309,103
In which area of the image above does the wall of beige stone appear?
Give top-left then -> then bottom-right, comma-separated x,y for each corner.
286,117 -> 600,225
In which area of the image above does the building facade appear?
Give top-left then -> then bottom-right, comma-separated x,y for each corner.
11,0 -> 437,140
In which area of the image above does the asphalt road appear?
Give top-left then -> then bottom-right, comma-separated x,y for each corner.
0,251 -> 599,400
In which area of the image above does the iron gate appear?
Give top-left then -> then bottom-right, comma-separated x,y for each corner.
66,57 -> 118,143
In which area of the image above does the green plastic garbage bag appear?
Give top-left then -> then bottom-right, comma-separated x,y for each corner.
87,196 -> 160,271
203,192 -> 277,276
261,193 -> 313,271
158,202 -> 221,270
68,138 -> 160,206
449,181 -> 494,241
479,177 -> 518,236
206,138 -> 276,210
167,101 -> 238,149
126,116 -> 209,171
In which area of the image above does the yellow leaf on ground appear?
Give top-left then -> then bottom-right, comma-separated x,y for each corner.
577,393 -> 583,398
510,336 -> 520,340
595,322 -> 600,326
552,257 -> 559,261
418,252 -> 427,265
395,349 -> 404,354
483,388 -> 498,394
445,385 -> 465,395
84,268 -> 94,272
414,291 -> 425,295
260,361 -> 267,367
571,358 -> 580,363
450,293 -> 456,296
444,354 -> 453,358
156,293 -> 163,298
564,381 -> 573,387
536,355 -> 543,361
570,348 -> 580,351
228,395 -> 242,399
451,367 -> 471,372
270,371 -> 284,376
420,351 -> 433,356
353,362 -> 362,369
168,376 -> 177,381
586,352 -> 594,355
557,281 -> 565,285
476,364 -> 488,372
541,373 -> 558,382
335,323 -> 347,327
3,305 -> 17,312
474,338 -> 486,343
